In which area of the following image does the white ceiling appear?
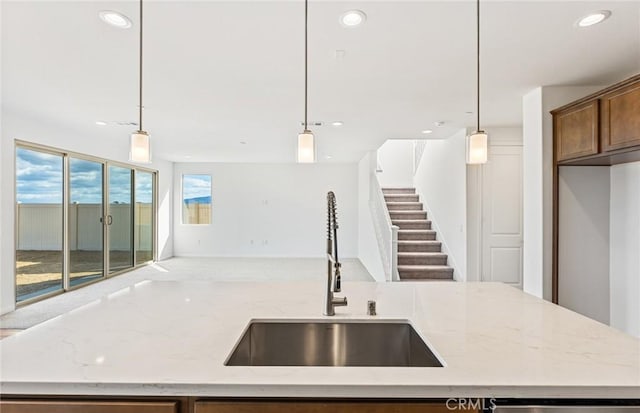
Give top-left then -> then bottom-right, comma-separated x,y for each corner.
3,1 -> 640,163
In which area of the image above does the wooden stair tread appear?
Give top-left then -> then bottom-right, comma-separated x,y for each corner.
398,279 -> 455,282
398,252 -> 447,257
390,212 -> 427,216
382,188 -> 415,192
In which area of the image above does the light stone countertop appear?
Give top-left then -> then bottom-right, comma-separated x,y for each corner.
0,280 -> 638,399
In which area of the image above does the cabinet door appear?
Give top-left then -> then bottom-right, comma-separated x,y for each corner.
0,400 -> 178,413
601,82 -> 640,151
194,401 -> 478,413
555,100 -> 599,162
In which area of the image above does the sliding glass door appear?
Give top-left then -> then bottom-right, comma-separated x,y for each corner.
135,170 -> 154,264
15,147 -> 64,302
15,143 -> 157,304
108,165 -> 134,274
69,157 -> 105,287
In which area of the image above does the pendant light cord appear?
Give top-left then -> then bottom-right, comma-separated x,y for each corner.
139,0 -> 144,131
304,0 -> 308,131
476,0 -> 480,132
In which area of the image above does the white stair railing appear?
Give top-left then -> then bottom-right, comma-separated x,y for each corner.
369,174 -> 399,282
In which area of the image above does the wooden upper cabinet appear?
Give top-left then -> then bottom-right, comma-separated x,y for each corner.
555,100 -> 599,162
552,74 -> 640,165
600,81 -> 640,152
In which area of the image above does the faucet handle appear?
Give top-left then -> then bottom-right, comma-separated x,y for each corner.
333,296 -> 347,307
367,300 -> 377,316
333,263 -> 342,292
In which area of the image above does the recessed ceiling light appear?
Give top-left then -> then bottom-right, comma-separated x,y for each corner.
340,10 -> 366,28
95,121 -> 107,126
576,10 -> 611,28
99,11 -> 132,29
326,155 -> 333,159
331,121 -> 344,127
421,129 -> 433,134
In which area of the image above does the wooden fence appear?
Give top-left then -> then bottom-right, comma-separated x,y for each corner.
16,203 -> 152,251
182,202 -> 211,224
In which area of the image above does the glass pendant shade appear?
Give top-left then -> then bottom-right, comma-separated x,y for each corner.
297,130 -> 316,163
130,131 -> 151,163
466,130 -> 488,164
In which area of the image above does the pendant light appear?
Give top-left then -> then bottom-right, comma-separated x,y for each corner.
130,0 -> 151,163
466,0 -> 488,165
297,0 -> 315,163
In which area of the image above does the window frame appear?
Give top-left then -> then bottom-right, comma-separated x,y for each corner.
181,174 -> 212,226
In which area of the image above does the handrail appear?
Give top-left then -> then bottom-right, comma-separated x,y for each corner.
369,174 -> 399,282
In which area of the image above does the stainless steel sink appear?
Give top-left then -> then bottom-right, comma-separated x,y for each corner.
225,320 -> 443,367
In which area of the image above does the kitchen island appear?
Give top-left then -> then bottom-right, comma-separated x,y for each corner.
1,281 -> 639,411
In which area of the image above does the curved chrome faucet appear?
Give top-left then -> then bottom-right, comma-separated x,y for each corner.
324,191 -> 347,316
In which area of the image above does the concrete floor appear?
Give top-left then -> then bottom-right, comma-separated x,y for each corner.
0,257 -> 373,330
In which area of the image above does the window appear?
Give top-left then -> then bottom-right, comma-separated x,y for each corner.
15,147 -> 64,302
182,174 -> 212,224
15,142 -> 157,304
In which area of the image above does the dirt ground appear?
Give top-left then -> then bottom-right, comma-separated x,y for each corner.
16,250 -> 153,299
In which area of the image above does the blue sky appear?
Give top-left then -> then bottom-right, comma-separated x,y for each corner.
16,148 -> 63,204
16,148 -> 153,204
183,175 -> 211,203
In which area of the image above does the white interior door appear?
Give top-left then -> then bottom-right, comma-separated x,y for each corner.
481,145 -> 523,288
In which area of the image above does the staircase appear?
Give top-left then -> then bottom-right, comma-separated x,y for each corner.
383,188 -> 454,281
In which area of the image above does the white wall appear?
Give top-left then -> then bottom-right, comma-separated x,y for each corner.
558,166 -> 611,325
522,89 -> 544,298
1,109 -> 174,314
610,161 -> 640,337
376,140 -> 415,188
0,0 -> 4,313
357,152 -> 386,282
413,129 -> 467,280
172,162 -> 358,258
521,85 -> 602,300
